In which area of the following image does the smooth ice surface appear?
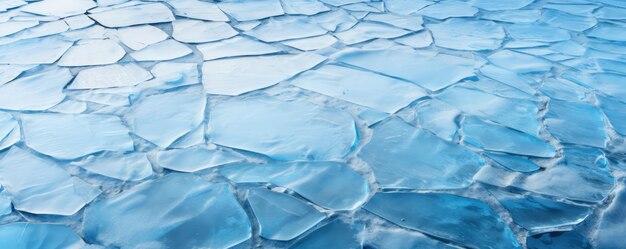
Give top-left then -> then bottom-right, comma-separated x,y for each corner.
247,17 -> 327,42
0,223 -> 85,249
365,192 -> 520,249
0,37 -> 72,64
291,65 -> 426,113
0,68 -> 71,111
0,147 -> 100,215
70,153 -> 153,181
290,220 -> 363,249
208,97 -> 355,160
70,63 -> 152,89
428,19 -> 504,51
83,174 -> 251,248
21,114 -> 133,159
126,90 -> 205,148
217,0 -> 284,21
221,162 -> 369,210
20,0 -> 96,18
196,36 -> 280,61
544,100 -> 609,148
156,147 -> 242,172
167,0 -> 228,21
202,53 -> 325,95
172,19 -> 237,43
462,116 -> 556,157
114,25 -> 168,50
359,118 -> 483,189
130,39 -> 192,61
88,3 -> 175,28
527,231 -> 592,249
336,49 -> 475,91
58,39 -> 125,66
495,192 -> 592,231
248,188 -> 325,241
485,152 -> 540,173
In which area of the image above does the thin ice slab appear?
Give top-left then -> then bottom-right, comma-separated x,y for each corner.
0,68 -> 71,111
70,63 -> 152,89
156,147 -> 242,172
0,223 -> 85,249
208,97 -> 356,160
70,153 -> 153,181
0,36 -> 72,64
58,39 -> 125,66
88,3 -> 174,28
196,36 -> 281,61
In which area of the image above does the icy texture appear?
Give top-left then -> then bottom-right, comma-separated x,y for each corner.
83,174 -> 251,248
0,68 -> 71,111
126,91 -> 205,148
22,114 -> 133,159
360,118 -> 482,189
248,188 -> 325,241
88,3 -> 175,28
2,0 -> 626,247
209,97 -> 355,160
71,63 -> 152,89
365,192 -> 520,249
291,65 -> 426,113
202,53 -> 325,95
58,39 -> 125,66
0,223 -> 85,249
221,162 -> 369,210
0,147 -> 100,215
156,146 -> 242,172
336,49 -> 475,91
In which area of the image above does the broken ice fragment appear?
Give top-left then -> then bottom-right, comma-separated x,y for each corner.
115,24 -> 168,50
217,0 -> 284,21
506,23 -> 570,42
428,19 -> 505,51
83,174 -> 251,248
70,63 -> 152,89
359,118 -> 482,189
0,64 -> 36,85
167,0 -> 229,21
208,97 -> 355,160
0,147 -> 100,215
598,95 -> 626,135
335,22 -> 410,45
281,0 -> 330,15
414,99 -> 460,141
142,62 -> 199,89
247,17 -> 327,42
126,90 -> 205,148
364,13 -> 423,31
221,162 -> 369,210
88,3 -> 174,28
0,67 -> 71,111
0,112 -> 19,151
462,116 -> 555,158
197,36 -> 281,61
20,0 -> 96,18
0,36 -> 72,64
479,65 -> 536,95
0,223 -> 85,249
336,49 -> 475,91
202,53 -> 325,95
437,85 -> 540,135
172,19 -> 237,43
291,220 -> 363,249
485,152 -> 540,173
394,31 -> 432,48
494,192 -> 591,231
365,192 -> 521,249
542,9 -> 597,32
564,72 -> 626,102
291,65 -> 426,113
70,153 -> 153,181
0,192 -> 11,216
594,179 -> 626,249
64,14 -> 94,30
527,231 -> 592,249
545,100 -> 608,148
282,34 -> 337,51
417,0 -> 478,20
470,0 -> 533,11
248,188 -> 325,241
58,39 -> 125,66
363,227 -> 459,249
156,147 -> 242,172
0,21 -> 38,37
22,113 -> 133,159
488,50 -> 552,73
130,39 -> 192,61
587,22 -> 626,42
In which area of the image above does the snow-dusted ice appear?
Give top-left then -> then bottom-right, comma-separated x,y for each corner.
1,0 -> 626,248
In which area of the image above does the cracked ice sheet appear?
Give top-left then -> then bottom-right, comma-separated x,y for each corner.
0,147 -> 100,215
291,64 -> 426,113
336,49 -> 476,91
0,68 -> 71,111
21,113 -> 133,159
88,3 -> 174,28
0,36 -> 72,64
209,97 -> 355,161
202,53 -> 325,95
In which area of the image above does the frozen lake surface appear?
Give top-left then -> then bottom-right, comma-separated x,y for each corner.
0,0 -> 625,248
